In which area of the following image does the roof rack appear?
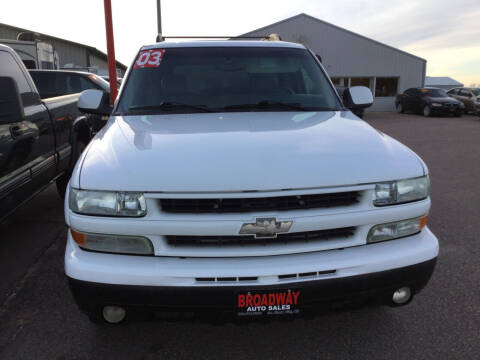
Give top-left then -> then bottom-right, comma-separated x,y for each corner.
156,33 -> 282,42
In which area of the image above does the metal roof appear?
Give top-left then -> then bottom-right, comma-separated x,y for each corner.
0,22 -> 127,69
425,76 -> 464,86
241,13 -> 426,63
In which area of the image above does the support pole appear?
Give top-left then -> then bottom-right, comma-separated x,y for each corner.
103,0 -> 118,105
157,0 -> 162,35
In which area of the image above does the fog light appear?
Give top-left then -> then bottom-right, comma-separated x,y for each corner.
392,286 -> 412,305
102,306 -> 126,324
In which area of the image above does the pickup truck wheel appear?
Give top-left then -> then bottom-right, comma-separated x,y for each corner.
56,139 -> 87,199
423,105 -> 431,117
396,103 -> 404,113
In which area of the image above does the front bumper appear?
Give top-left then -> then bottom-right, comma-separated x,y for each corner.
65,227 -> 438,317
68,258 -> 436,317
431,106 -> 462,115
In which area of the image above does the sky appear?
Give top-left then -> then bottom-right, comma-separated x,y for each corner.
2,0 -> 479,86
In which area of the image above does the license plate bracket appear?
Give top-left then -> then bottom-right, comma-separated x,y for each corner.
236,289 -> 301,316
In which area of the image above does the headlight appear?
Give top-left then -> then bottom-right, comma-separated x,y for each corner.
374,176 -> 429,206
367,215 -> 428,243
69,189 -> 146,217
431,103 -> 442,107
71,229 -> 153,255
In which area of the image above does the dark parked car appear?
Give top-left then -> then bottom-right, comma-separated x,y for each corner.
29,70 -> 110,133
0,45 -> 92,221
395,87 -> 464,117
447,87 -> 480,115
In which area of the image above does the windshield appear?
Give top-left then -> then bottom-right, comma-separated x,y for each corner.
422,89 -> 448,97
472,89 -> 480,96
117,47 -> 342,114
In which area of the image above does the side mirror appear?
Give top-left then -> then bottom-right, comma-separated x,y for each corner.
343,86 -> 374,109
0,76 -> 25,124
78,89 -> 112,115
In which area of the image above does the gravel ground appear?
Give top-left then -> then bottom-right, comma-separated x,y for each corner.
0,112 -> 479,360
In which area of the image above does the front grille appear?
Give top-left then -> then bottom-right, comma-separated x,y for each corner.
196,276 -> 258,283
160,191 -> 360,213
194,270 -> 336,283
166,227 -> 355,247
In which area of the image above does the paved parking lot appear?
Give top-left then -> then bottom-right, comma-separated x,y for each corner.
0,112 -> 479,360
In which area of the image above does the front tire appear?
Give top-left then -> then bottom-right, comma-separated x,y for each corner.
396,103 -> 404,113
423,105 -> 431,117
455,111 -> 463,117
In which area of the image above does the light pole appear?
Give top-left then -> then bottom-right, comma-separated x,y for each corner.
103,0 -> 118,105
156,0 -> 162,40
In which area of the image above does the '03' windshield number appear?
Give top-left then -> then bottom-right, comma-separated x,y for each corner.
134,49 -> 165,69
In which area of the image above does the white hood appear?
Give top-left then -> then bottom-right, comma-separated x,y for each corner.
75,111 -> 425,192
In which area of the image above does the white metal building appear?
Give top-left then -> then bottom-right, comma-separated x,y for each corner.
425,76 -> 464,90
0,23 -> 127,76
242,13 -> 427,111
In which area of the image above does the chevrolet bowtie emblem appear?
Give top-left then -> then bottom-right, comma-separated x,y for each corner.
239,217 -> 293,239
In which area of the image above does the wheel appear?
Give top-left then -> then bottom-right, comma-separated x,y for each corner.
455,111 -> 462,117
396,103 -> 404,113
56,139 -> 87,198
423,105 -> 431,117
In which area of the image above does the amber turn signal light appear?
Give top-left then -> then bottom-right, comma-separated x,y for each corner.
420,214 -> 428,229
70,228 -> 86,246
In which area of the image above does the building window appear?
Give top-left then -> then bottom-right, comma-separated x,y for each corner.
375,77 -> 398,97
350,77 -> 371,88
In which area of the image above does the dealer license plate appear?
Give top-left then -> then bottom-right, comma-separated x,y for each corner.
236,289 -> 301,316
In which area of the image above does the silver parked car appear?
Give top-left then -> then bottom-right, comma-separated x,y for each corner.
447,88 -> 480,115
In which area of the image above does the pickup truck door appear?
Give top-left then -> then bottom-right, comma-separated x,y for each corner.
0,49 -> 56,218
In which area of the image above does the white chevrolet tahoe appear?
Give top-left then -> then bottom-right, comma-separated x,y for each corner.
65,40 -> 438,323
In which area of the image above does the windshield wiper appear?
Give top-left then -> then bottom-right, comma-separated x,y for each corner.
128,102 -> 214,113
222,100 -> 335,111
223,100 -> 307,111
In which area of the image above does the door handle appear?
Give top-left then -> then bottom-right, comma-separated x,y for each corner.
9,125 -> 22,138
9,124 -> 37,139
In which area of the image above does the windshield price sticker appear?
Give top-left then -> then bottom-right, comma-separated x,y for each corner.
134,49 -> 165,69
237,290 -> 301,316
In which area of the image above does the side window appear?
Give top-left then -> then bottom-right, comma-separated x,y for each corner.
30,72 -> 67,98
459,89 -> 471,97
66,74 -> 100,94
80,76 -> 99,91
405,89 -> 415,96
30,72 -> 56,99
449,88 -> 459,95
0,50 -> 35,105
